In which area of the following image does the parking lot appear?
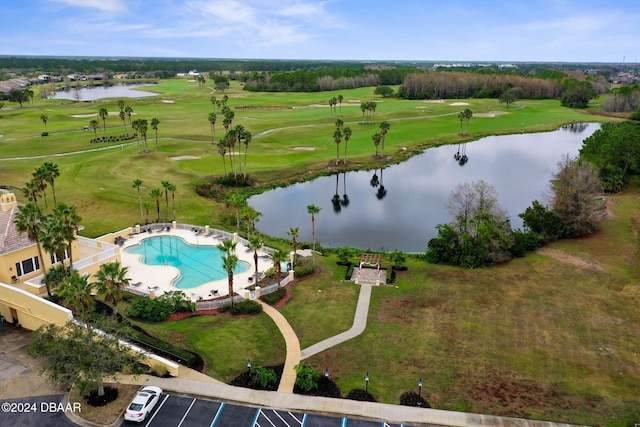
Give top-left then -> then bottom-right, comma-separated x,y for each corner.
121,393 -> 412,427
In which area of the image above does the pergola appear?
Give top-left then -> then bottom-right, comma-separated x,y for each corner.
358,253 -> 382,273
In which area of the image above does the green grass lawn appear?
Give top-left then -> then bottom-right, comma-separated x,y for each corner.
3,79 -> 638,424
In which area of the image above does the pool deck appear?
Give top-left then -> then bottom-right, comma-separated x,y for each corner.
120,227 -> 273,302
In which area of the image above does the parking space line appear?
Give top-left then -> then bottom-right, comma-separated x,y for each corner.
301,413 -> 308,426
288,411 -> 303,426
210,402 -> 225,426
144,394 -> 170,427
176,398 -> 197,427
274,410 -> 298,427
341,417 -> 347,427
253,408 -> 263,427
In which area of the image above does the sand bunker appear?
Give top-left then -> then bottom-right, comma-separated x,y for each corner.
450,102 -> 470,106
170,155 -> 201,161
71,111 -> 136,118
162,100 -> 175,103
423,100 -> 445,104
474,111 -> 508,118
293,146 -> 315,151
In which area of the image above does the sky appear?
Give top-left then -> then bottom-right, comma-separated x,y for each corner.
1,0 -> 639,63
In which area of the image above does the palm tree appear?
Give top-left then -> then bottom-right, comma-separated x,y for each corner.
306,204 -> 321,251
168,183 -> 177,221
379,121 -> 391,157
98,107 -> 108,136
151,117 -> 160,152
149,188 -> 163,223
40,114 -> 48,131
228,192 -> 246,233
337,94 -> 344,116
269,249 -> 289,288
242,129 -> 252,178
208,112 -> 217,144
94,261 -> 130,321
335,118 -> 344,131
217,139 -> 228,176
89,119 -> 99,138
40,215 -> 70,277
161,180 -> 172,222
234,124 -> 246,176
132,179 -> 144,224
246,236 -> 263,284
41,162 -> 60,206
117,99 -> 125,111
119,110 -> 127,131
22,180 -> 41,209
333,129 -> 342,165
342,126 -> 352,164
31,168 -> 49,212
56,272 -> 94,315
372,132 -> 382,157
14,203 -> 48,294
360,102 -> 367,124
124,105 -> 134,128
457,111 -> 465,134
138,119 -> 149,152
463,108 -> 473,134
53,202 -> 81,269
218,239 -> 238,307
286,227 -> 299,268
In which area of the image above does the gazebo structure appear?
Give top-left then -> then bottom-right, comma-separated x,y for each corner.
352,253 -> 385,286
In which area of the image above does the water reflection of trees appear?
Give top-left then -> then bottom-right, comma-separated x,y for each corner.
562,123 -> 588,133
454,143 -> 469,166
370,168 -> 388,200
332,172 -> 351,213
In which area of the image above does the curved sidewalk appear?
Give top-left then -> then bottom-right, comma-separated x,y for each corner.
300,284 -> 372,360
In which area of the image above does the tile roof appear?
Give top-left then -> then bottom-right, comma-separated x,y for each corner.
0,207 -> 36,255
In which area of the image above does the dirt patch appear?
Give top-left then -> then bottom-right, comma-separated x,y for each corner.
69,383 -> 139,425
536,248 -> 602,271
170,155 -> 201,160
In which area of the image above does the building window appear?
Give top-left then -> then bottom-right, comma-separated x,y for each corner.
50,249 -> 70,264
15,257 -> 40,277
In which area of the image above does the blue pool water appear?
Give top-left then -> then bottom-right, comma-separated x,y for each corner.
125,235 -> 250,289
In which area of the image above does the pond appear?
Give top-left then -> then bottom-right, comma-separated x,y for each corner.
248,123 -> 600,253
50,83 -> 157,101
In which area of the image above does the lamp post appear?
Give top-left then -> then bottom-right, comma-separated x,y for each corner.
325,368 -> 330,378
246,359 -> 251,370
418,378 -> 423,397
365,372 -> 370,394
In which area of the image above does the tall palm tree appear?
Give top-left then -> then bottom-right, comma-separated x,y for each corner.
149,188 -> 163,223
98,107 -> 109,136
337,94 -> 344,116
234,124 -> 246,176
94,261 -> 130,321
42,162 -> 60,206
246,236 -> 263,284
333,129 -> 342,165
138,119 -> 149,152
161,181 -> 172,222
132,179 -> 144,225
306,204 -> 321,251
31,168 -> 49,212
218,239 -> 238,307
117,99 -> 125,111
41,215 -> 70,277
379,121 -> 391,157
269,249 -> 289,288
89,119 -> 99,138
53,202 -> 81,269
335,118 -> 344,131
372,132 -> 382,157
40,113 -> 48,131
168,183 -> 177,221
119,110 -> 127,131
217,139 -> 228,176
242,129 -> 252,178
286,227 -> 299,268
14,203 -> 48,294
22,180 -> 41,209
457,111 -> 465,134
151,117 -> 160,152
342,127 -> 352,164
56,272 -> 94,315
463,108 -> 473,134
124,105 -> 134,128
208,112 -> 217,144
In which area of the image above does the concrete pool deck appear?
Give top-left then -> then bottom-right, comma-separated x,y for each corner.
120,226 -> 274,302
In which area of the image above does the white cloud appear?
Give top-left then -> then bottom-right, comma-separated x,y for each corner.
51,0 -> 126,12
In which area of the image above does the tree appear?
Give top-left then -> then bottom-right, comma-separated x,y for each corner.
550,155 -> 603,237
149,188 -> 163,223
119,109 -> 127,130
342,126 -> 352,164
98,107 -> 109,136
40,214 -> 71,277
56,272 -> 94,314
94,261 -> 131,321
40,113 -> 48,131
228,193 -> 247,233
286,227 -> 299,267
379,121 -> 390,157
295,362 -> 320,391
89,119 -> 99,138
463,108 -> 473,134
151,117 -> 160,152
27,320 -> 144,397
132,179 -> 144,224
217,139 -> 228,175
31,167 -> 50,211
167,182 -> 177,221
499,87 -> 523,109
269,249 -> 289,288
124,105 -> 134,128
161,180 -> 172,222
208,112 -> 217,144
246,236 -> 263,284
561,78 -> 596,108
374,85 -> 394,98
8,88 -> 29,108
53,202 -> 81,269
218,239 -> 238,307
41,162 -> 60,210
372,132 -> 382,157
307,204 -> 321,251
333,129 -> 342,165
14,202 -> 48,293
117,99 -> 125,111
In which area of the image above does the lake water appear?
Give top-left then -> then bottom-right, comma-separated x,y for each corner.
248,123 -> 600,252
50,83 -> 157,101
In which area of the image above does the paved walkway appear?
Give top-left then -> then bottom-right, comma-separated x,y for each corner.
300,284 -> 372,359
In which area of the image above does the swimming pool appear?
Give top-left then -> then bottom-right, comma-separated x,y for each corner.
124,235 -> 250,289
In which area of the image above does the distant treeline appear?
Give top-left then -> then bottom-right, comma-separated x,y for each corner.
397,70 -> 609,101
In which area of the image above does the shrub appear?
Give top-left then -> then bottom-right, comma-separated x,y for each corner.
294,257 -> 317,277
261,287 -> 286,305
41,132 -> 48,136
250,366 -> 278,388
345,389 -> 377,402
295,362 -> 320,392
229,299 -> 262,315
127,296 -> 173,322
399,391 -> 430,408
